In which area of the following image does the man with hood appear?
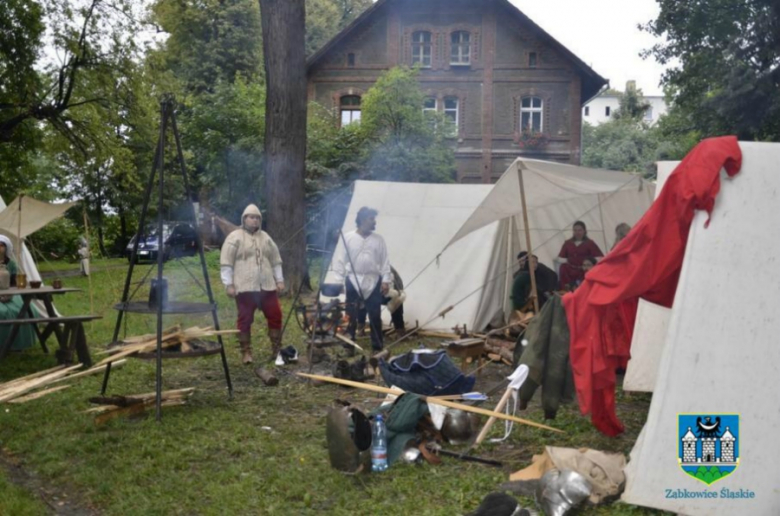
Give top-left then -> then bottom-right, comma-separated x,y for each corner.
220,204 -> 285,365
332,207 -> 392,351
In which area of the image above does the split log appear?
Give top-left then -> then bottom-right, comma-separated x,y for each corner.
8,385 -> 71,404
334,333 -> 364,352
0,364 -> 83,403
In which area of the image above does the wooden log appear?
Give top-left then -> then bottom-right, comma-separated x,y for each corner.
255,367 -> 278,386
295,373 -> 563,433
8,385 -> 71,404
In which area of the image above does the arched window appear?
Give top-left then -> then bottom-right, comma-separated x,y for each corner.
520,96 -> 543,132
412,31 -> 432,67
340,95 -> 361,126
450,31 -> 470,65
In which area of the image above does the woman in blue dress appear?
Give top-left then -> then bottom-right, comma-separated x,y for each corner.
0,235 -> 38,351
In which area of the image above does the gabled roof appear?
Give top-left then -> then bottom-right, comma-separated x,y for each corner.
306,0 -> 608,103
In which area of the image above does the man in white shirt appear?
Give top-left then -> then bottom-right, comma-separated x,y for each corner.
332,207 -> 392,351
220,204 -> 285,365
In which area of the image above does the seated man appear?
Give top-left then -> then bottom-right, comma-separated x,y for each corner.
511,252 -> 558,311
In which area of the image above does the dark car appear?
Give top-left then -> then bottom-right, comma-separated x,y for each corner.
126,223 -> 198,262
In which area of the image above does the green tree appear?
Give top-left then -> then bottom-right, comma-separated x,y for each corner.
0,0 -> 143,200
611,87 -> 651,122
150,0 -> 263,95
359,66 -> 456,183
305,0 -> 373,56
642,0 -> 780,140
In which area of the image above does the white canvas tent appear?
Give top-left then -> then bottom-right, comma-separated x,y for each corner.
331,159 -> 655,330
622,142 -> 780,514
623,161 -> 678,392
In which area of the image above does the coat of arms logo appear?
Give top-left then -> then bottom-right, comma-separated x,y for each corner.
678,414 -> 739,485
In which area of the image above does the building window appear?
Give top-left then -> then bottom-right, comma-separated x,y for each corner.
412,31 -> 432,67
584,106 -> 590,116
605,106 -> 611,117
528,51 -> 537,68
347,53 -> 355,67
423,97 -> 437,112
450,31 -> 470,65
520,96 -> 543,132
645,107 -> 653,120
444,97 -> 459,134
340,95 -> 361,126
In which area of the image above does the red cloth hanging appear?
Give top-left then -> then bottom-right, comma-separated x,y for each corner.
562,136 -> 743,436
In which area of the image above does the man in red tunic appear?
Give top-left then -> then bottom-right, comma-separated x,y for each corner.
555,221 -> 603,290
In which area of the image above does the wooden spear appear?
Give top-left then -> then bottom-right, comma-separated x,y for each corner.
296,372 -> 563,433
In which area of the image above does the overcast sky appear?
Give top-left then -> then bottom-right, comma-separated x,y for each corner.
510,0 -> 669,96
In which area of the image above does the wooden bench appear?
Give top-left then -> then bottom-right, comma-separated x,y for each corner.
0,315 -> 101,366
441,338 -> 486,378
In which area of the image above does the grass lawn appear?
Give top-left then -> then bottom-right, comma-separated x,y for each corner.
0,253 -> 668,515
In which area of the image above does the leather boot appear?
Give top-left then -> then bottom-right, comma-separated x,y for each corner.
268,328 -> 283,363
238,332 -> 253,365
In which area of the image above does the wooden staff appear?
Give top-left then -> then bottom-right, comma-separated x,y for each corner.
474,386 -> 514,445
296,372 -> 563,433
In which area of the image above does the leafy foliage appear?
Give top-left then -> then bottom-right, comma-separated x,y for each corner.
582,90 -> 695,178
642,0 -> 780,140
305,0 -> 373,56
359,66 -> 456,183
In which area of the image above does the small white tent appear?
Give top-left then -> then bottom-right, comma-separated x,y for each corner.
622,142 -> 780,514
333,159 -> 655,330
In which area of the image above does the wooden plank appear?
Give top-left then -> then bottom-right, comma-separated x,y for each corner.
334,333 -> 364,352
0,364 -> 83,403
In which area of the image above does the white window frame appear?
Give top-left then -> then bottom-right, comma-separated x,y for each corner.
443,96 -> 459,135
412,31 -> 432,68
450,31 -> 470,65
520,96 -> 543,132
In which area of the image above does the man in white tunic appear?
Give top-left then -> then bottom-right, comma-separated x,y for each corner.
220,204 -> 285,365
332,207 -> 392,351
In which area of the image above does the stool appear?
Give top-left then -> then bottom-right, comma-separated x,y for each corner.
442,338 -> 485,377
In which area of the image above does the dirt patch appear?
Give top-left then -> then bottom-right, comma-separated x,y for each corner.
0,448 -> 99,516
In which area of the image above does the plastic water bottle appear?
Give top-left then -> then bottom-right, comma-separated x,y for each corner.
371,414 -> 389,472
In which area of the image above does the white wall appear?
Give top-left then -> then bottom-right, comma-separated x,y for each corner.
583,95 -> 668,126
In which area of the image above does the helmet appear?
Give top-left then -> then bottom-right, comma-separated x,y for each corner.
441,409 -> 480,444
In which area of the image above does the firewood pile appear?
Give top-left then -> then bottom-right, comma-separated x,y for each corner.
96,325 -> 238,366
87,388 -> 195,425
0,361 -> 126,404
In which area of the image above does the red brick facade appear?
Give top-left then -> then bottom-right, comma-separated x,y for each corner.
307,0 -> 606,183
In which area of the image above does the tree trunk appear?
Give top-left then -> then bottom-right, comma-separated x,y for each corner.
258,0 -> 308,292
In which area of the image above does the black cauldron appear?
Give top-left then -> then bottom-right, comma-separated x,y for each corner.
320,283 -> 343,297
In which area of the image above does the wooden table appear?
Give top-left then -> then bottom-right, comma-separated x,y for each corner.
0,286 -> 101,366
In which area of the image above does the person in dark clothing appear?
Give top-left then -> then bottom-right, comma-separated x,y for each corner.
511,252 -> 559,310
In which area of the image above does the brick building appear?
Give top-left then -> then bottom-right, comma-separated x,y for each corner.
306,0 -> 607,183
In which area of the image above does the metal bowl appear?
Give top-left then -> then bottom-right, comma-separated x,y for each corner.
441,409 -> 481,444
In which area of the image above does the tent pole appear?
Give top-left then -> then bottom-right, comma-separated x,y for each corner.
518,166 -> 539,313
16,195 -> 24,275
597,192 -> 609,253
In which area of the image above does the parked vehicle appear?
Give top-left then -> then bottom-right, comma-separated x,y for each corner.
125,223 -> 198,262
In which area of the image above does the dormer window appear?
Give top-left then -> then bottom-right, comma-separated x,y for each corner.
412,31 -> 432,67
450,31 -> 470,65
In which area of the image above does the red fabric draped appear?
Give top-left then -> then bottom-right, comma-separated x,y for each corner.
562,136 -> 743,436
